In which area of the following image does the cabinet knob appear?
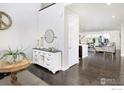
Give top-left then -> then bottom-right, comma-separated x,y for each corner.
48,54 -> 51,56
35,59 -> 37,61
47,58 -> 50,61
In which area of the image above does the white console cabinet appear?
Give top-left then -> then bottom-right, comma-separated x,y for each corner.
33,48 -> 62,74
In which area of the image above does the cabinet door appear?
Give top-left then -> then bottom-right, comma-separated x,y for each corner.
38,51 -> 44,66
33,50 -> 39,64
33,50 -> 44,66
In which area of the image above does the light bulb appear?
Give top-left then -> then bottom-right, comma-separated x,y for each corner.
106,3 -> 111,6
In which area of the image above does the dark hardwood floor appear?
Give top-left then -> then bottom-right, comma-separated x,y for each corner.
28,50 -> 124,85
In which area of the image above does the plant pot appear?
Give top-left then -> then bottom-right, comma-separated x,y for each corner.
6,55 -> 15,64
6,55 -> 23,64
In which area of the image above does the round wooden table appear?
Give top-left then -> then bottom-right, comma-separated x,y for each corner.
0,59 -> 31,85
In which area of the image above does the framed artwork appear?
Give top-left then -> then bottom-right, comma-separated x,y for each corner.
0,11 -> 12,30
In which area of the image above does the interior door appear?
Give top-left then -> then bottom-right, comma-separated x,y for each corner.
67,10 -> 79,67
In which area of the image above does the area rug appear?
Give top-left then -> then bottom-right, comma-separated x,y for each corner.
0,70 -> 48,85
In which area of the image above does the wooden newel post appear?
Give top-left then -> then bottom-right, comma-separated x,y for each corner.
11,72 -> 18,85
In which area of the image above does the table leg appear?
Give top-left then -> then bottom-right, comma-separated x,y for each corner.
11,72 -> 20,85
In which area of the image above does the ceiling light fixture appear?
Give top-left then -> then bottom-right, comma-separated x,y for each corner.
112,16 -> 116,18
106,3 -> 111,6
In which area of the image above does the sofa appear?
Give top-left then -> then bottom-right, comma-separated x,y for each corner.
95,42 -> 116,53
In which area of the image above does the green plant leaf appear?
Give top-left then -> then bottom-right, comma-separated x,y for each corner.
0,53 -> 9,60
8,47 -> 12,52
0,48 -> 27,63
20,52 -> 27,58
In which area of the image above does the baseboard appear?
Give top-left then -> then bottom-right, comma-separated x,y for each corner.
61,62 -> 79,71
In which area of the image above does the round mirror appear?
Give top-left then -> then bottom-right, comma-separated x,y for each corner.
45,29 -> 55,43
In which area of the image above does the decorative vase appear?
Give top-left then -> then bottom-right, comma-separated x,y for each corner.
40,37 -> 44,48
36,40 -> 40,49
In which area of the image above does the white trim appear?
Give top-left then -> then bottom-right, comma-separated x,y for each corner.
61,66 -> 70,71
61,62 -> 79,71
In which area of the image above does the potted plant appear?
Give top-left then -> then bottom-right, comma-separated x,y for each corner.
0,48 -> 27,64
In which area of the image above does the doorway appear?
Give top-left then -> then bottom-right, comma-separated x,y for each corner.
66,3 -> 121,60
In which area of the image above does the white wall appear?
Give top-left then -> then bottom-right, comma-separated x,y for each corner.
64,8 -> 79,70
38,3 -> 70,69
0,3 -> 72,70
121,24 -> 124,56
0,3 -> 40,58
38,4 -> 65,50
80,30 -> 121,49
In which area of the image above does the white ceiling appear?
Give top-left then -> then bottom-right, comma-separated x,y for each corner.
67,3 -> 124,32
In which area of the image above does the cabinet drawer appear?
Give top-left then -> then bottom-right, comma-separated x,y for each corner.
47,53 -> 52,56
44,57 -> 52,63
33,50 -> 38,55
39,55 -> 44,61
33,50 -> 44,54
44,62 -> 54,69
